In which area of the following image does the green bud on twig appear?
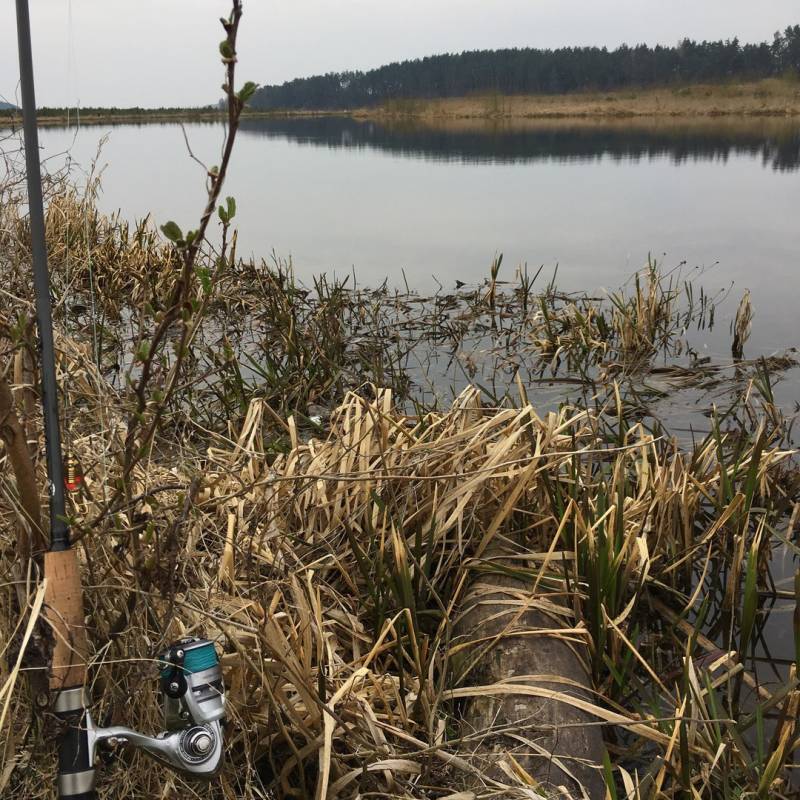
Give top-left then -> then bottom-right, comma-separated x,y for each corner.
160,220 -> 183,243
218,196 -> 236,224
237,81 -> 258,105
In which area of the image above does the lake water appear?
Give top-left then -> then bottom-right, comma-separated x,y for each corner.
33,115 -> 800,359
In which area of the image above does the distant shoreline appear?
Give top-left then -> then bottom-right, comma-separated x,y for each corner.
0,109 -> 337,128
1,79 -> 798,128
355,79 -> 800,121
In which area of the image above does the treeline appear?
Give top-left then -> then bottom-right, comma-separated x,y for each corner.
251,25 -> 800,111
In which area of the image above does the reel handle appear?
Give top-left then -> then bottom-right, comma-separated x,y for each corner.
94,719 -> 224,777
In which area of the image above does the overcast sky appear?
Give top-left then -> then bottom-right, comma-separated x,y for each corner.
1,1 -> 797,108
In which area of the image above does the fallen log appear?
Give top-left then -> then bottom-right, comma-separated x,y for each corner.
452,556 -> 606,799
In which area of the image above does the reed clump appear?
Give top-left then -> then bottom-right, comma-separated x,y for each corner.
0,183 -> 799,798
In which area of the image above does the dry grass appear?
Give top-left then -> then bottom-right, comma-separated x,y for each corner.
361,78 -> 800,121
0,179 -> 799,799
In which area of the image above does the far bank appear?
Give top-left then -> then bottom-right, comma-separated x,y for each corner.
2,79 -> 799,130
355,79 -> 800,121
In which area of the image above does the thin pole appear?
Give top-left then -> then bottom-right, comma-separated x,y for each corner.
15,0 -> 70,551
15,5 -> 93,799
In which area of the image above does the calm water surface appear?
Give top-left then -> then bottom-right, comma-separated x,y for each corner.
35,116 -> 799,355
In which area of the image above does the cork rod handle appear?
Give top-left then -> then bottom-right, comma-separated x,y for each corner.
44,549 -> 89,689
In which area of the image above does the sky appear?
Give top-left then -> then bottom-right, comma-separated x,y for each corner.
0,0 -> 797,108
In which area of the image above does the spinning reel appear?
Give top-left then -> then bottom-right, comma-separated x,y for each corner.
57,638 -> 225,798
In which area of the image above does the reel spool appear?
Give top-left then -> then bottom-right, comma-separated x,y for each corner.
159,637 -> 226,730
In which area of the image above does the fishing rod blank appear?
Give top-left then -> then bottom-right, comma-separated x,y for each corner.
15,0 -> 68,549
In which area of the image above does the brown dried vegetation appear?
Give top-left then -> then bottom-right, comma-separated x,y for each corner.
0,156 -> 799,799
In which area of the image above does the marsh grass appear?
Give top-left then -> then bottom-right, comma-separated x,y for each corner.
0,184 -> 799,798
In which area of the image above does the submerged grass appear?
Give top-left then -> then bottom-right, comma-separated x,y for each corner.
0,180 -> 798,798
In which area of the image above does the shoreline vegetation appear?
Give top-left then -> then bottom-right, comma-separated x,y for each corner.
3,11 -> 798,798
358,77 -> 800,120
1,79 -> 799,128
1,179 -> 799,798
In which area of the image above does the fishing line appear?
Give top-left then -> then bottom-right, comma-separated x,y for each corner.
64,0 -> 110,496
60,0 -> 80,492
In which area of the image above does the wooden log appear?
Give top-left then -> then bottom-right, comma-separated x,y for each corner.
453,562 -> 606,799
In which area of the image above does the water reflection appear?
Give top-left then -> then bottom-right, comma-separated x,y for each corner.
238,115 -> 800,170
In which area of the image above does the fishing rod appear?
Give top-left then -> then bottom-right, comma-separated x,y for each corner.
14,2 -> 226,797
